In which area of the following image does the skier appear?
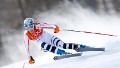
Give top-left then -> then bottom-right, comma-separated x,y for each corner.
24,18 -> 90,64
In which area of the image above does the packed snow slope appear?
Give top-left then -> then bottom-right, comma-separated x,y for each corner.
2,34 -> 120,68
2,1 -> 120,68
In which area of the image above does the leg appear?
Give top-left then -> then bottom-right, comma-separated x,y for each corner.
37,32 -> 90,52
51,36 -> 91,50
37,31 -> 79,50
51,36 -> 78,49
41,42 -> 71,55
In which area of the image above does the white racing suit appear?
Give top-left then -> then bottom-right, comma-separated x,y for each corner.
24,23 -> 86,57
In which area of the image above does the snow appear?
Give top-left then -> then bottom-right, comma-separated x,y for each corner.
2,47 -> 120,68
2,1 -> 120,68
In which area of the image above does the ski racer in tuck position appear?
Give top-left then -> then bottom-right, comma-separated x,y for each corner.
24,18 -> 90,64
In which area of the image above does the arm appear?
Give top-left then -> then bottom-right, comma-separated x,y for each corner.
24,31 -> 35,64
36,23 -> 60,33
24,33 -> 31,57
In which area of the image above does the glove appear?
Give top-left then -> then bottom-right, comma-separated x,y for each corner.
54,25 -> 60,33
29,56 -> 35,64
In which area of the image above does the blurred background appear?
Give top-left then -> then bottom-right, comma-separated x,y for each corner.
0,0 -> 120,67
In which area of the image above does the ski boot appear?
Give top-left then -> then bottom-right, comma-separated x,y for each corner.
80,44 -> 91,48
75,44 -> 91,52
57,48 -> 72,55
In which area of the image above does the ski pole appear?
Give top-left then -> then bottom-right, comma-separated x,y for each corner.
60,29 -> 117,37
23,62 -> 25,68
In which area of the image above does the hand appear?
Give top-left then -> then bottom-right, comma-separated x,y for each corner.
54,25 -> 60,33
29,56 -> 35,64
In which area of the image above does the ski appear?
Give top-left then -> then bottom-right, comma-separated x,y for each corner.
53,48 -> 105,60
76,47 -> 105,52
53,53 -> 82,60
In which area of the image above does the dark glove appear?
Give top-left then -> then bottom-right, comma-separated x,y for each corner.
29,56 -> 35,64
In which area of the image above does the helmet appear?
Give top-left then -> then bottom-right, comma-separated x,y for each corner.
24,18 -> 35,30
